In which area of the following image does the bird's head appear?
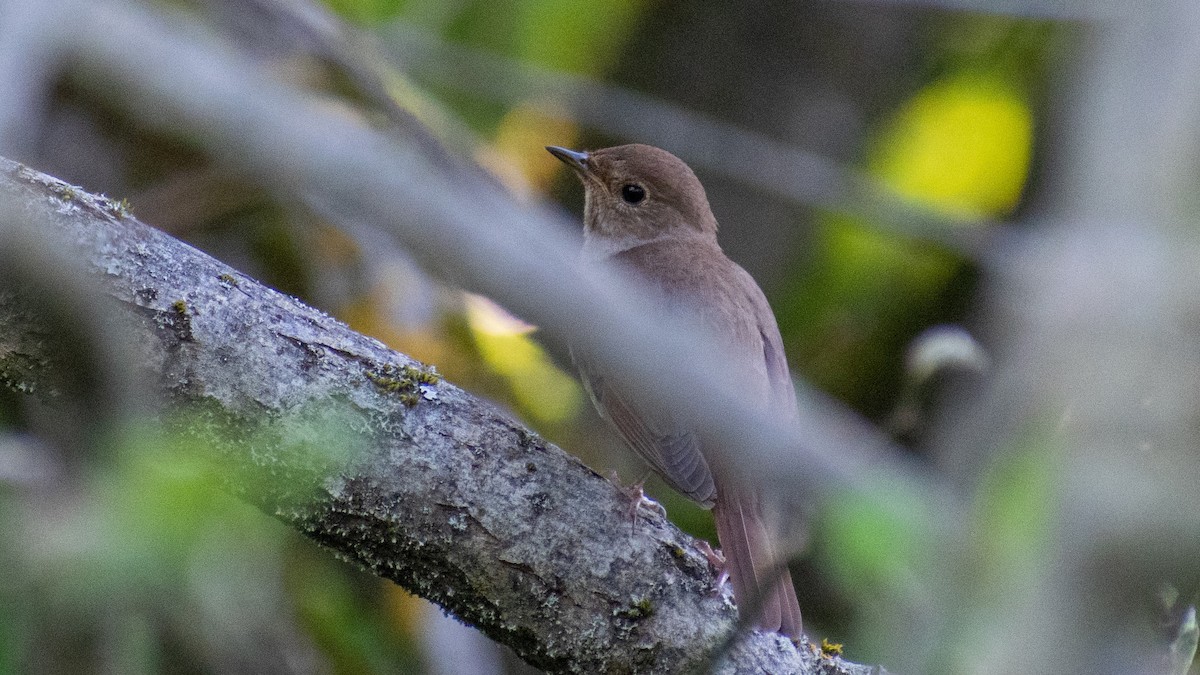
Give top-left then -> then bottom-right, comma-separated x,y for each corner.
547,144 -> 718,244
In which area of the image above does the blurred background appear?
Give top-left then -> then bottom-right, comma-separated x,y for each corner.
1,0 -> 1198,673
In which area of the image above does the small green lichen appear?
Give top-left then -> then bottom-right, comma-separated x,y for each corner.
617,597 -> 654,621
365,361 -> 439,408
820,638 -> 843,658
108,197 -> 133,218
218,272 -> 238,287
162,299 -> 194,342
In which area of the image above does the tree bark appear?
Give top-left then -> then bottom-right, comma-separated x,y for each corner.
0,159 -> 882,674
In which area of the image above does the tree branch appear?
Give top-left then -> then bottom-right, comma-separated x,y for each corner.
0,160 -> 883,673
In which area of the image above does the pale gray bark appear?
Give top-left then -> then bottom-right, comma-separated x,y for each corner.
0,159 -> 883,674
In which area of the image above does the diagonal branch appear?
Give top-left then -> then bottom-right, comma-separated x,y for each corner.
0,161 -> 883,673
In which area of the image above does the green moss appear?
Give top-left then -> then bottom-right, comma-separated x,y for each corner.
364,362 -> 439,408
820,637 -> 844,657
163,299 -> 194,343
617,597 -> 654,620
217,273 -> 238,287
110,198 -> 133,218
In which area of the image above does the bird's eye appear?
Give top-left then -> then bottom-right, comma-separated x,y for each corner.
620,184 -> 646,204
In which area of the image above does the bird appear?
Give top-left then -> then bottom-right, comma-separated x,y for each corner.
547,143 -> 803,637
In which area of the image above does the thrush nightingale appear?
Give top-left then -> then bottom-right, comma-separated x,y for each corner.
547,143 -> 803,636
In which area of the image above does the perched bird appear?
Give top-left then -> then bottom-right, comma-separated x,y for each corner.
547,143 -> 803,637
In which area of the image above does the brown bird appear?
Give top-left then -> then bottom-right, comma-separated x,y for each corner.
547,143 -> 803,637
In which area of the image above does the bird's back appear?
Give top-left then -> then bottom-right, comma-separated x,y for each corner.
611,237 -> 796,416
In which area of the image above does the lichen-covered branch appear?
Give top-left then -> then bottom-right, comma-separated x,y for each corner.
0,160 -> 881,674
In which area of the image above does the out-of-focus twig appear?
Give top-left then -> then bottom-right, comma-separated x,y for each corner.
831,0 -> 1103,20
66,0 -> 940,523
1166,606 -> 1199,675
0,156 -> 883,675
382,23 -> 1003,260
927,2 -> 1200,673
0,0 -> 78,159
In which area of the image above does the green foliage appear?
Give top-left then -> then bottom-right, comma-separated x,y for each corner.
970,428 -> 1059,592
0,406 -> 422,671
777,218 -> 965,418
334,0 -> 648,135
820,481 -> 932,600
777,18 -> 1040,419
323,0 -> 406,26
291,547 -> 423,674
2,1 -> 1079,670
0,423 -> 286,669
929,426 -> 1061,673
464,295 -> 581,426
437,0 -> 647,74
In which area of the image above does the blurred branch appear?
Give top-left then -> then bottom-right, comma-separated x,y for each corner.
61,0 -> 941,528
383,23 -> 1000,259
0,159 -> 882,674
829,0 -> 1103,20
0,183 -> 151,445
197,0 -> 490,178
0,0 -> 75,159
1166,606 -> 1198,675
926,2 -> 1200,672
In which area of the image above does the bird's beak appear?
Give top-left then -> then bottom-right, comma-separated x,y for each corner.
546,146 -> 590,176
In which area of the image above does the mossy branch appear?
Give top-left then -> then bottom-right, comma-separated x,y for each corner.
0,159 -> 882,674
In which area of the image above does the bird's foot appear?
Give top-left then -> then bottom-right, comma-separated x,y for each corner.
627,481 -> 667,532
607,471 -> 666,532
695,540 -> 729,595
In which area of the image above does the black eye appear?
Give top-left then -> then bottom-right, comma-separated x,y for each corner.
620,184 -> 646,204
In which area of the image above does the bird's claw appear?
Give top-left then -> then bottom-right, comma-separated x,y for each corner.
607,471 -> 666,532
627,481 -> 666,532
695,540 -> 729,595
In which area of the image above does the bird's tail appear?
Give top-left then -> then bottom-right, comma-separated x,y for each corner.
712,487 -> 802,637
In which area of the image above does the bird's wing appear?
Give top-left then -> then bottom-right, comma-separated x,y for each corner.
574,238 -> 795,507
575,355 -> 717,506
730,263 -> 797,416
